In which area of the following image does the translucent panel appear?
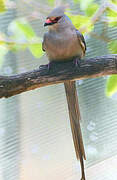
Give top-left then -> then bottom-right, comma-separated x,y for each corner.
0,0 -> 117,180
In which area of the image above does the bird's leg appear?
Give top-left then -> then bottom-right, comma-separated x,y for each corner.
39,64 -> 48,70
73,57 -> 81,67
39,62 -> 52,71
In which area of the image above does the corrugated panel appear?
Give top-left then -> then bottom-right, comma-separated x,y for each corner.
0,0 -> 117,180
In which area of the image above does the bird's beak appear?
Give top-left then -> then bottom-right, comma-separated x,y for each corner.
44,18 -> 52,27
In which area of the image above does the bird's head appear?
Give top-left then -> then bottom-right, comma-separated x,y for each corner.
44,16 -> 62,27
44,6 -> 68,29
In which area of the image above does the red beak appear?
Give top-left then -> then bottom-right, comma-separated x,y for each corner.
44,18 -> 52,26
45,19 -> 52,24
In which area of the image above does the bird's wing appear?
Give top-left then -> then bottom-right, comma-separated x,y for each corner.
42,34 -> 46,52
42,41 -> 45,52
75,29 -> 86,56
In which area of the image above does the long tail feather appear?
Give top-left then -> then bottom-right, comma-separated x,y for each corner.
64,80 -> 86,180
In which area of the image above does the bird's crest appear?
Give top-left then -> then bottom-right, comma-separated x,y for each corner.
48,6 -> 66,18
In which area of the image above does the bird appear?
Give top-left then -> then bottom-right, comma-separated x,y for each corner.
42,6 -> 86,180
43,7 -> 86,62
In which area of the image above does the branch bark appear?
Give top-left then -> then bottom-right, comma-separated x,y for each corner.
0,54 -> 117,98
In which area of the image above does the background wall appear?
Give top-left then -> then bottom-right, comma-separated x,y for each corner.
0,0 -> 117,180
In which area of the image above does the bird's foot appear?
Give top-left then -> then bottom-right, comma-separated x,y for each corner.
73,57 -> 81,68
39,61 -> 60,72
39,63 -> 51,71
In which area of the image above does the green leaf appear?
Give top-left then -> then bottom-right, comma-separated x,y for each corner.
16,20 -> 35,40
108,40 -> 117,54
0,45 -> 8,67
73,0 -> 80,3
48,0 -> 55,6
106,75 -> 117,97
85,3 -> 99,17
28,42 -> 44,58
107,8 -> 117,17
65,12 -> 93,33
65,12 -> 89,28
108,19 -> 117,27
8,19 -> 44,58
10,43 -> 27,52
9,18 -> 36,42
80,0 -> 94,11
8,20 -> 26,42
0,0 -> 6,13
107,8 -> 117,27
111,0 -> 117,5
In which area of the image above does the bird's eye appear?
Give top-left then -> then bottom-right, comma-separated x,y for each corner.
54,16 -> 61,21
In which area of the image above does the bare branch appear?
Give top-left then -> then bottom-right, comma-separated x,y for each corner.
91,1 -> 108,24
0,54 -> 117,98
89,32 -> 110,42
79,1 -> 108,32
79,0 -> 117,33
107,1 -> 117,12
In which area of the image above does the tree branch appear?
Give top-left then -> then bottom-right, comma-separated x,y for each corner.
0,54 -> 117,98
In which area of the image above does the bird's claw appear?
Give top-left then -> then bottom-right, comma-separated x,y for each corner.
39,63 -> 50,71
73,58 -> 81,68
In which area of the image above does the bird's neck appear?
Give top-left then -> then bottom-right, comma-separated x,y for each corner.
49,25 -> 67,33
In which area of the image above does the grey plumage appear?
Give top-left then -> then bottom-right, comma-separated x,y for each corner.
47,6 -> 65,18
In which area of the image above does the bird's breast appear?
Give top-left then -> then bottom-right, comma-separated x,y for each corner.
44,31 -> 83,61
